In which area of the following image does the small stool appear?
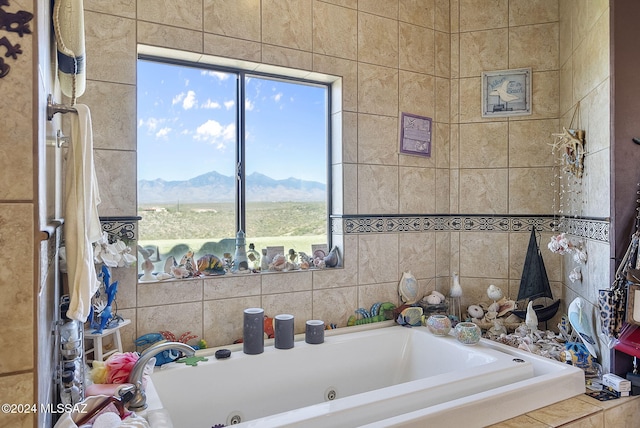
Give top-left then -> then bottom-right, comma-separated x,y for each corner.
84,319 -> 131,361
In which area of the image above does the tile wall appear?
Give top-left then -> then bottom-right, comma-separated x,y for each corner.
73,0 -> 612,354
0,1 -> 620,427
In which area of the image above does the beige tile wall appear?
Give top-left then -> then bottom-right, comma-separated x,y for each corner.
0,0 -> 36,424
557,0 -> 611,368
72,0 -> 610,365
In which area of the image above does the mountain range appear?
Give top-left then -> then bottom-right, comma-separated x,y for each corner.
138,171 -> 326,204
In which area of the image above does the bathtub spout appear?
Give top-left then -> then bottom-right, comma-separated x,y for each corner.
127,341 -> 196,411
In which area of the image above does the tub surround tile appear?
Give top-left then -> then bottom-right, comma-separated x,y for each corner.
357,114 -> 400,165
583,150 -> 610,219
342,163 -> 358,214
0,373 -> 34,428
341,111 -> 358,163
399,23 -> 434,74
487,414 -> 556,428
358,234 -> 399,285
459,169 -> 509,214
323,0 -> 357,9
203,274 -> 261,300
399,0 -> 435,28
399,232 -> 436,280
203,0 -> 261,41
435,77 -> 451,123
460,231 -> 509,278
358,63 -> 398,116
84,0 -> 136,18
203,296 -> 261,347
313,1 -> 357,60
508,119 -> 558,168
527,70 -> 560,120
509,23 -> 559,72
203,33 -> 262,62
262,0 -> 312,51
82,81 -> 136,151
525,396 -> 603,427
459,0 -> 508,32
262,291 -> 313,333
115,308 -> 137,352
110,266 -> 137,309
509,0 -> 558,26
358,0 -> 398,19
357,165 -> 399,214
137,21 -> 204,53
358,13 -> 398,68
261,270 -> 313,294
435,30 -> 450,78
84,11 -> 136,85
459,122 -> 508,168
399,167 -> 437,214
313,55 -> 358,112
94,150 -> 136,216
262,44 -> 313,70
435,168 -> 451,213
399,71 -> 435,120
137,0 -> 203,30
459,29 -> 509,78
508,167 -> 555,214
312,287 -> 357,327
138,279 -> 203,307
137,302 -> 203,341
584,78 -> 610,154
0,204 -> 34,374
357,282 -> 399,311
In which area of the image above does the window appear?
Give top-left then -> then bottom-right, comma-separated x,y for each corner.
137,57 -> 330,275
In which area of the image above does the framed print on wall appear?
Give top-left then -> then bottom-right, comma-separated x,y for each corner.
481,68 -> 532,118
399,112 -> 432,158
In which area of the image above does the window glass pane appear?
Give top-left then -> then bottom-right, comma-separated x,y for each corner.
244,76 -> 328,257
137,60 -> 237,274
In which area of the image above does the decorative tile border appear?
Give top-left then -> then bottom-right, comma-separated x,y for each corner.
109,215 -> 610,244
100,217 -> 140,242
335,215 -> 610,243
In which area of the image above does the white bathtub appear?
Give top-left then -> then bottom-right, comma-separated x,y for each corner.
144,323 -> 584,427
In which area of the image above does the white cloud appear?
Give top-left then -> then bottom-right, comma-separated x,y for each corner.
139,117 -> 163,132
201,70 -> 230,81
224,100 -> 235,110
245,99 -> 254,111
202,99 -> 221,109
274,92 -> 283,102
194,119 -> 236,150
155,127 -> 172,139
172,92 -> 185,105
183,90 -> 197,110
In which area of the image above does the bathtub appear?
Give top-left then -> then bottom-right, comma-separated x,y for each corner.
144,322 -> 584,427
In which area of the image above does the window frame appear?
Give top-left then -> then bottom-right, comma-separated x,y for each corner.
137,53 -> 333,253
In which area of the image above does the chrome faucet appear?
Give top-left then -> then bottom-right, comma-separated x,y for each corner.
127,341 -> 196,411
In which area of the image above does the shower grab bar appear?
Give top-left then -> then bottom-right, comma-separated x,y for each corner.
47,94 -> 76,120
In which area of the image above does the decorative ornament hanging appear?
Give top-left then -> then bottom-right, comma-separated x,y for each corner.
0,1 -> 34,78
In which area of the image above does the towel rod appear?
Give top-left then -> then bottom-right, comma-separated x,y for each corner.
47,94 -> 77,121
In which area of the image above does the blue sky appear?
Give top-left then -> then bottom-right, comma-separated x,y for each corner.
137,60 -> 328,183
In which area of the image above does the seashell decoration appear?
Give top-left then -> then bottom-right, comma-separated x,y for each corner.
487,284 -> 503,302
196,254 -> 225,276
467,304 -> 484,320
398,271 -> 419,304
324,246 -> 340,268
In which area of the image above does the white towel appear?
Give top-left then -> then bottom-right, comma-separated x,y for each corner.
65,104 -> 102,322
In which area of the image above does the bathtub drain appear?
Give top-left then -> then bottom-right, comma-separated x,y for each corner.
325,387 -> 338,401
227,411 -> 244,425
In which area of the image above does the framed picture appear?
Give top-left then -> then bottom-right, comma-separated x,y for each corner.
399,112 -> 432,157
481,68 -> 532,118
627,283 -> 640,326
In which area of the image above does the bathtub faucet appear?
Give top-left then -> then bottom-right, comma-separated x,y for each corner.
127,341 -> 196,411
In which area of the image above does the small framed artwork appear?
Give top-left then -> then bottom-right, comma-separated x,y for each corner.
399,112 -> 432,158
481,68 -> 532,118
627,283 -> 640,326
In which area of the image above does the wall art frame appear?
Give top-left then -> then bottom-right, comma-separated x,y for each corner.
481,68 -> 532,118
399,112 -> 432,158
